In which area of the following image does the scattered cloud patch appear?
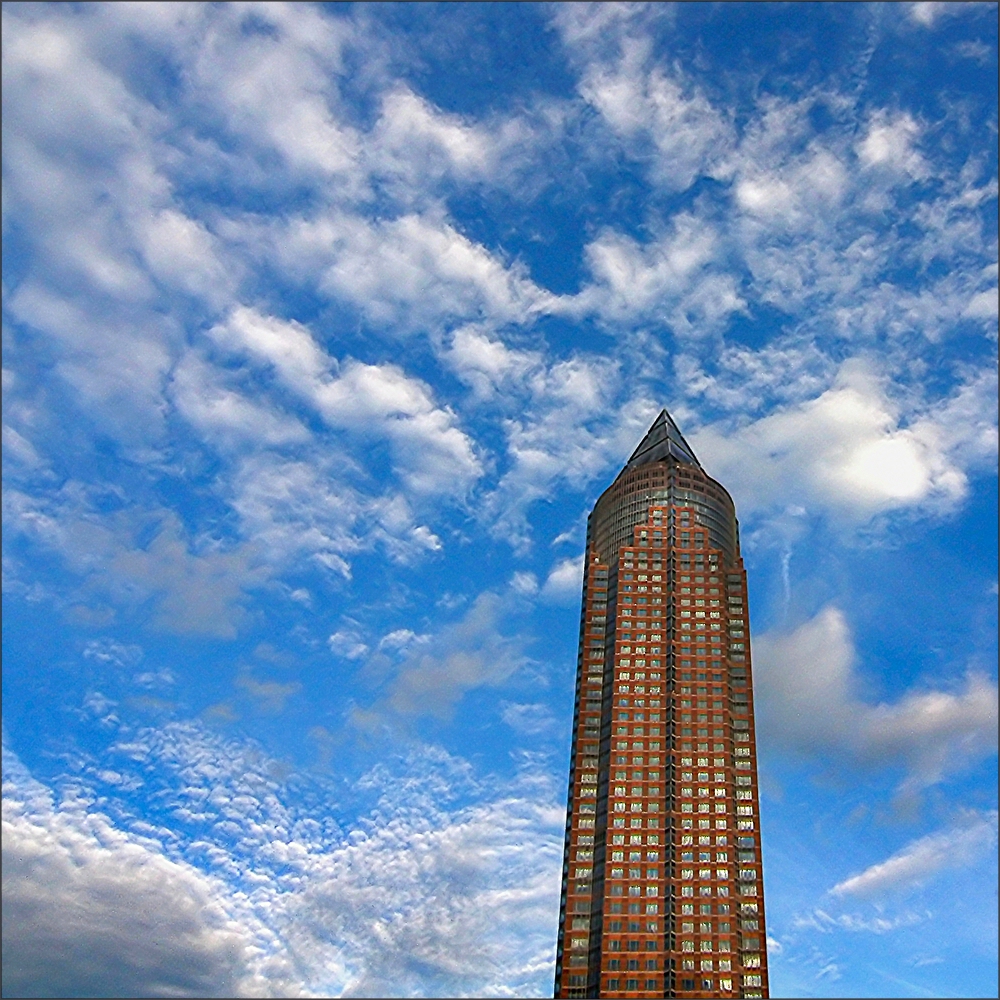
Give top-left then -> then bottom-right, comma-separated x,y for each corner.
381,593 -> 528,720
328,630 -> 369,661
501,701 -> 557,736
2,733 -> 565,999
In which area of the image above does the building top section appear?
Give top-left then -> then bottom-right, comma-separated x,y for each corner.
624,408 -> 701,472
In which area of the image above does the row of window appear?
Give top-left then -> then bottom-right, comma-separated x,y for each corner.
604,959 -> 659,971
604,978 -> 659,991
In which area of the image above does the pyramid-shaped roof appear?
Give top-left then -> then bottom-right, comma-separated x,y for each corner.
625,408 -> 701,471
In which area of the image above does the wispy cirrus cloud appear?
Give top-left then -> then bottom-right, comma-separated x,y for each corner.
830,811 -> 998,899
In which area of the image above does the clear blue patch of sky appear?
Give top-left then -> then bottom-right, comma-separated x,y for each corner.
366,2 -> 579,117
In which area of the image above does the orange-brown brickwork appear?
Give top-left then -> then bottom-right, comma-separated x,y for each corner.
554,411 -> 769,1000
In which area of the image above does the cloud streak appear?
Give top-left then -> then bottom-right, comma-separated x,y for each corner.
830,812 -> 998,898
753,606 -> 998,793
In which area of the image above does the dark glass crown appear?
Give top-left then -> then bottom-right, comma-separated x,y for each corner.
625,408 -> 701,471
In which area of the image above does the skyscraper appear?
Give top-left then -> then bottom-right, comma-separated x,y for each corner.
554,411 -> 768,1000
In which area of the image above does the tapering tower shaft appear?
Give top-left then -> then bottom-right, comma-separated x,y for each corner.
554,412 -> 769,999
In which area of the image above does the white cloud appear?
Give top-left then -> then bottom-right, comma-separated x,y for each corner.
440,324 -> 541,400
753,606 -> 998,792
170,350 -> 311,452
792,908 -> 926,935
307,210 -> 558,329
372,88 -> 526,188
226,451 -> 443,576
675,339 -> 837,414
5,282 -> 176,447
907,2 -> 960,27
82,638 -> 143,668
693,360 -> 996,524
857,112 -> 927,179
4,489 -> 267,637
210,307 -> 482,496
486,360 -> 658,547
501,701 -> 557,736
209,307 -> 331,390
556,11 -> 732,191
578,213 -> 744,332
139,208 -> 235,305
378,628 -> 431,653
735,142 -> 849,229
541,555 -> 585,604
175,2 -> 361,186
0,7 -> 241,442
328,629 -> 369,660
831,812 -> 998,898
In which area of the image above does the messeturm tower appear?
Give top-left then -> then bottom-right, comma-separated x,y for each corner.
554,410 -> 768,999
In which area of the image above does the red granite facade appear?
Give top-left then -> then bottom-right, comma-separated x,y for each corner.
554,412 -> 768,999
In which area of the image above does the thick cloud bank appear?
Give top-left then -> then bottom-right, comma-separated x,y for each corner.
2,763 -> 280,998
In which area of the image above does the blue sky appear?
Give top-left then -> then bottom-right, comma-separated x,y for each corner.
2,3 -> 997,997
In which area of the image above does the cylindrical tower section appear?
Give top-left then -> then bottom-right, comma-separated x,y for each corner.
556,410 -> 768,1000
